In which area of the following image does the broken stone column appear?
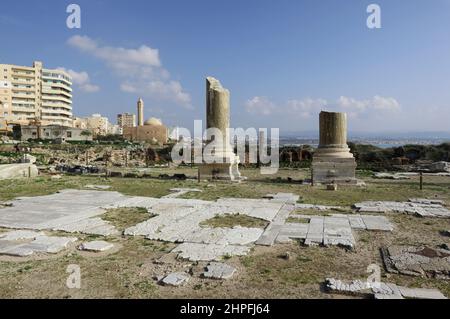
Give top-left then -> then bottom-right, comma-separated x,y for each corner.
198,77 -> 242,181
311,111 -> 358,185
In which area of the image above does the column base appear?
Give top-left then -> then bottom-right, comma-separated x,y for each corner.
311,157 -> 359,185
198,155 -> 245,182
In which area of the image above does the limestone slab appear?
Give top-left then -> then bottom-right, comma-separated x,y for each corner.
161,272 -> 190,286
203,262 -> 236,279
172,243 -> 250,261
79,240 -> 114,252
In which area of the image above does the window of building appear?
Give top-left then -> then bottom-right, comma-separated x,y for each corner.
67,131 -> 72,138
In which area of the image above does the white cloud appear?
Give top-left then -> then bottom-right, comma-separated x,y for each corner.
68,35 -> 191,108
337,95 -> 401,113
245,96 -> 276,115
58,68 -> 100,93
286,98 -> 328,118
245,97 -> 327,118
244,95 -> 401,123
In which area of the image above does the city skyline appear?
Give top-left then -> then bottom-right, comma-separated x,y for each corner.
0,0 -> 449,134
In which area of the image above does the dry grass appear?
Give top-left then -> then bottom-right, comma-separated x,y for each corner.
200,214 -> 269,229
0,167 -> 449,298
102,207 -> 154,232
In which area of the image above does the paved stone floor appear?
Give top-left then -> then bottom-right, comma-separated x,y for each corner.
0,230 -> 77,257
0,189 -> 393,259
259,213 -> 392,249
353,198 -> 450,217
381,245 -> 450,279
325,277 -> 447,299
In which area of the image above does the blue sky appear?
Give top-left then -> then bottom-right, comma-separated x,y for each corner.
1,0 -> 449,134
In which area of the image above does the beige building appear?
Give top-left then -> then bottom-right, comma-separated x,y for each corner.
21,125 -> 92,142
0,118 -> 8,135
0,61 -> 73,127
73,114 -> 110,136
123,117 -> 168,145
117,112 -> 136,129
122,98 -> 168,144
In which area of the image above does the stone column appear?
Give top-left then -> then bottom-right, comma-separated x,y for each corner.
206,77 -> 230,155
312,111 -> 358,185
199,77 -> 243,181
316,111 -> 354,159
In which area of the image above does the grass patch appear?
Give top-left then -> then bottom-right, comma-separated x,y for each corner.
102,207 -> 154,231
200,214 -> 269,229
285,217 -> 310,224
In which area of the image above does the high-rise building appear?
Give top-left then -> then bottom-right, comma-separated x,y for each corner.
117,112 -> 136,129
0,61 -> 73,127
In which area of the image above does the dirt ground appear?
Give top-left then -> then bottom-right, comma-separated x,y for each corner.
0,167 -> 449,299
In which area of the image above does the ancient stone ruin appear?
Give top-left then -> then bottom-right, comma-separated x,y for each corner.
198,77 -> 243,181
311,111 -> 358,185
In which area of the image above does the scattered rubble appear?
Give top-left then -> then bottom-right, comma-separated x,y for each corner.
162,188 -> 202,199
21,154 -> 37,164
353,199 -> 450,218
160,272 -> 190,286
409,198 -> 445,205
426,161 -> 450,173
381,246 -> 450,279
373,172 -> 413,180
262,193 -> 300,204
325,278 -> 447,299
172,243 -> 250,261
79,240 -> 114,252
84,185 -> 112,190
326,183 -> 338,191
0,163 -> 38,180
202,262 -> 236,279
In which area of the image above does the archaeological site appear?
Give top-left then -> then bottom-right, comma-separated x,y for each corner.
0,1 -> 449,314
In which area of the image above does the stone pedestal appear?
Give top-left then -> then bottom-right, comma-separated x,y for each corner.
312,111 -> 358,185
199,77 -> 243,182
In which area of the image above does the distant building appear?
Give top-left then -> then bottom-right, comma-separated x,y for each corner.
0,118 -> 9,135
117,112 -> 136,129
0,61 -> 73,126
123,117 -> 168,145
72,116 -> 88,129
108,124 -> 122,135
21,125 -> 92,142
72,114 -> 110,136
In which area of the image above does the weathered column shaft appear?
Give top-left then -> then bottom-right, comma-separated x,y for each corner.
319,111 -> 347,148
206,77 -> 230,149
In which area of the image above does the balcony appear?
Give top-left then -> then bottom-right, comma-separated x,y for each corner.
12,91 -> 35,98
11,86 -> 35,92
42,75 -> 72,86
41,95 -> 72,104
45,82 -> 72,92
42,108 -> 72,117
42,88 -> 72,99
11,71 -> 35,79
